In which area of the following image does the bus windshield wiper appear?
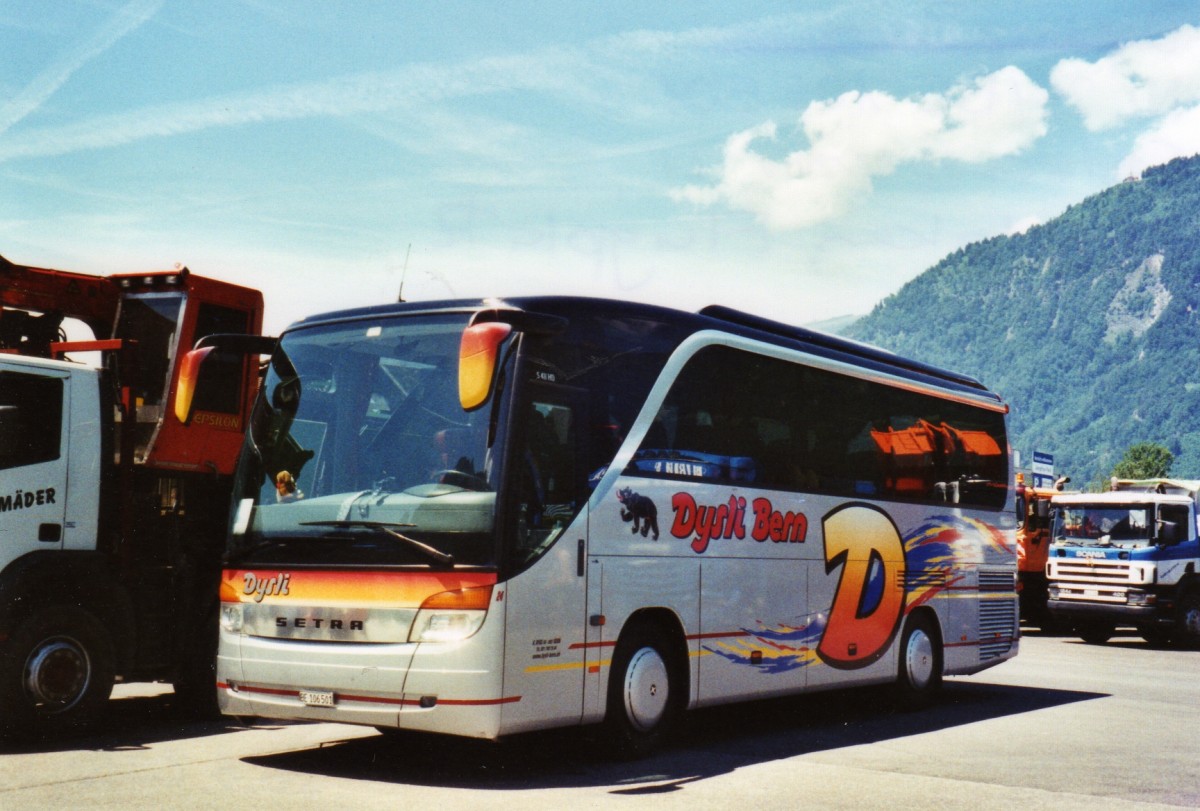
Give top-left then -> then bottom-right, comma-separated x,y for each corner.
299,520 -> 455,566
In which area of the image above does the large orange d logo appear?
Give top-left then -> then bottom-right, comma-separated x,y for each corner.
818,504 -> 906,668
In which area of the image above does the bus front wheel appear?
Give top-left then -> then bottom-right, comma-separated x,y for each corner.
604,624 -> 684,757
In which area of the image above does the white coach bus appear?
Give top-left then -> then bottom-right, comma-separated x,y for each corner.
199,297 -> 1017,755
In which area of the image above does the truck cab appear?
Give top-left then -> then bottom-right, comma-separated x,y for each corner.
0,255 -> 264,740
1046,479 -> 1200,646
1015,473 -> 1070,629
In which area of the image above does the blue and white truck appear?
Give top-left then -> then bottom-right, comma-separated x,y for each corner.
1046,478 -> 1200,645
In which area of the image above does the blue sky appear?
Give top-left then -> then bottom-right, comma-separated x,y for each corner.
3,2 -> 1200,334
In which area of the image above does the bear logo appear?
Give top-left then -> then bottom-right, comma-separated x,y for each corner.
617,487 -> 659,540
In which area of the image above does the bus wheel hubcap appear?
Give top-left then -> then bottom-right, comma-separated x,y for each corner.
624,647 -> 669,732
905,629 -> 934,689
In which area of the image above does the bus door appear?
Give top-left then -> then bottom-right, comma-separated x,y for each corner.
500,382 -> 592,733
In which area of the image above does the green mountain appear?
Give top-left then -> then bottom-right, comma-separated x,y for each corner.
846,154 -> 1200,487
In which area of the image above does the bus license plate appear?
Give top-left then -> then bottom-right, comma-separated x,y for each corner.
299,689 -> 335,707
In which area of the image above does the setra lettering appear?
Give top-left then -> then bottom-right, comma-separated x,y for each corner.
275,616 -> 363,631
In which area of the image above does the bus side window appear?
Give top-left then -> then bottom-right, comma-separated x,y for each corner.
512,397 -> 580,566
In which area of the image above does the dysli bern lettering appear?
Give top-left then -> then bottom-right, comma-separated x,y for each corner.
670,492 -> 807,554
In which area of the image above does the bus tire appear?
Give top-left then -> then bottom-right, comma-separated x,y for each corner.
1077,623 -> 1114,645
1176,592 -> 1200,648
603,623 -> 685,758
0,606 -> 115,741
895,613 -> 942,704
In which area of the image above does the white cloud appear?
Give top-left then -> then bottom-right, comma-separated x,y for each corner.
1117,104 -> 1200,179
672,66 -> 1048,230
1050,24 -> 1200,131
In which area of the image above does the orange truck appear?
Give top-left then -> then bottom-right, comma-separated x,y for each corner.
1015,473 -> 1070,629
0,254 -> 264,740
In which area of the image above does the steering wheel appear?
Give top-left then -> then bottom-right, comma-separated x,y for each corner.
431,469 -> 490,491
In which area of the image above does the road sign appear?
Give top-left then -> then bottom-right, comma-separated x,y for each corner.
1032,451 -> 1054,488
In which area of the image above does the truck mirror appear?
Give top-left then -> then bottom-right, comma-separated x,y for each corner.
177,333 -> 277,424
1158,520 -> 1180,545
174,346 -> 214,424
1036,499 -> 1051,519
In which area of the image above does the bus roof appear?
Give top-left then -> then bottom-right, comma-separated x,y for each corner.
290,296 -> 1002,405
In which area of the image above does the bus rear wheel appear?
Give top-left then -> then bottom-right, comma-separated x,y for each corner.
0,606 -> 115,740
604,624 -> 685,758
895,614 -> 942,703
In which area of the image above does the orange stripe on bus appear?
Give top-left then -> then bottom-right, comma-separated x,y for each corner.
221,569 -> 497,606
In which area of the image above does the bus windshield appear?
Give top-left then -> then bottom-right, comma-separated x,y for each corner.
228,313 -> 506,568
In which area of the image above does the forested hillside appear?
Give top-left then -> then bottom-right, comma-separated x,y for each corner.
847,154 -> 1200,486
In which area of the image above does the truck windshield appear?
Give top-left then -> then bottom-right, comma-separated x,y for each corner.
1053,505 -> 1154,547
116,291 -> 185,409
228,313 -> 507,568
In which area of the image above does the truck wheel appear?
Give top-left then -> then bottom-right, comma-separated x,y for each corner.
0,606 -> 115,740
1177,593 -> 1200,648
1138,624 -> 1174,647
895,614 -> 942,704
1077,623 -> 1114,645
603,623 -> 685,758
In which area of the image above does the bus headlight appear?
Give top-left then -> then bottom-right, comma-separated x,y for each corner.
410,585 -> 493,643
220,602 -> 245,633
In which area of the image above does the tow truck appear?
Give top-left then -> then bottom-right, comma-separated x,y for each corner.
1015,473 -> 1070,629
0,253 -> 263,739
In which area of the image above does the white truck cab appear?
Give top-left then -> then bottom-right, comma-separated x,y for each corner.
1046,479 -> 1200,645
